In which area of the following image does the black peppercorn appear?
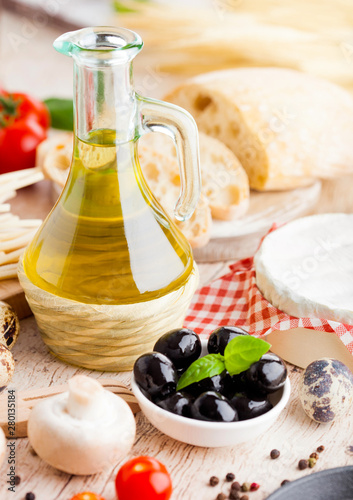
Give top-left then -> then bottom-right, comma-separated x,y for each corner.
226,472 -> 235,482
317,445 -> 325,453
310,452 -> 319,460
210,476 -> 220,486
25,494 -> 35,500
231,481 -> 241,491
216,494 -> 226,500
270,449 -> 280,459
229,491 -> 240,500
281,479 -> 290,486
14,475 -> 21,485
298,459 -> 308,470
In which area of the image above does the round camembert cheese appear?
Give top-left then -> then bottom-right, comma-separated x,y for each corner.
254,214 -> 353,324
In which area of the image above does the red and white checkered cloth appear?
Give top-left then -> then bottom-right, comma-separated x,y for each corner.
185,256 -> 353,355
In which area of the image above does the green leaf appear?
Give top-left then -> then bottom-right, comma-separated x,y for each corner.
113,0 -> 149,13
113,1 -> 138,13
224,336 -> 271,376
176,354 -> 226,391
43,98 -> 73,131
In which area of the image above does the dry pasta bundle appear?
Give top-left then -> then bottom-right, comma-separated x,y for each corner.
117,0 -> 353,93
0,168 -> 43,280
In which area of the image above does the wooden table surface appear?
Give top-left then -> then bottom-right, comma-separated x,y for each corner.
1,8 -> 353,500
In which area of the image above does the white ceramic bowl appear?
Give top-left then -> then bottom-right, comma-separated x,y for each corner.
131,340 -> 291,447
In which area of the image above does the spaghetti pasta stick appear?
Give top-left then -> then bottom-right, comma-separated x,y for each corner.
0,248 -> 24,265
0,263 -> 18,280
0,171 -> 44,195
0,218 -> 41,229
0,192 -> 16,204
0,228 -> 37,242
0,167 -> 42,184
16,219 -> 42,227
0,229 -> 37,252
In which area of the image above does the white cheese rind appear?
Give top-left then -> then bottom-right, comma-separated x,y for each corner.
254,214 -> 353,324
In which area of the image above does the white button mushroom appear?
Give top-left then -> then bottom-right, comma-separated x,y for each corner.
0,301 -> 19,350
0,344 -> 15,393
0,427 -> 6,469
299,358 -> 353,423
28,375 -> 136,475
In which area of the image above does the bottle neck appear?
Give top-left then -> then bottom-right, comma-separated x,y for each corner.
73,60 -> 137,144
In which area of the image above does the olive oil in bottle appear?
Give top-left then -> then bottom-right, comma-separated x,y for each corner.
24,130 -> 193,305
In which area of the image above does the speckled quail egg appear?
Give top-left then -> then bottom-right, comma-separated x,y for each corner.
0,301 -> 19,350
299,358 -> 353,423
0,344 -> 15,393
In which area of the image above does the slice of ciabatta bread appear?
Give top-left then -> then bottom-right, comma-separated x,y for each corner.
137,142 -> 212,248
37,132 -> 72,187
139,132 -> 249,221
165,67 -> 353,191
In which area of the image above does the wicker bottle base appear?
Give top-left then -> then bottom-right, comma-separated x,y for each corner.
18,259 -> 199,371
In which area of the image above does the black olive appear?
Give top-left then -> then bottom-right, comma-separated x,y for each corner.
221,372 -> 247,398
154,328 -> 202,370
191,391 -> 239,422
156,391 -> 194,417
134,352 -> 177,399
184,371 -> 227,398
176,367 -> 188,377
245,352 -> 287,395
207,326 -> 249,355
230,392 -> 273,420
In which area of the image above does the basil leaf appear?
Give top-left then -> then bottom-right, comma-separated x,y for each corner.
113,1 -> 137,13
224,336 -> 271,376
176,354 -> 225,391
44,98 -> 73,131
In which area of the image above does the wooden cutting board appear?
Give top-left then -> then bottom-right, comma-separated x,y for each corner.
194,181 -> 322,262
0,279 -> 31,320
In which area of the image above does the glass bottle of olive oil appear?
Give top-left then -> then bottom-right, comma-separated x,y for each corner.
23,27 -> 201,306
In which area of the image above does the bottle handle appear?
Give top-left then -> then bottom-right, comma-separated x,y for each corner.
137,95 -> 201,222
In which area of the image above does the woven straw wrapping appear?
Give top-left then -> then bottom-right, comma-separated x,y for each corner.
18,259 -> 199,371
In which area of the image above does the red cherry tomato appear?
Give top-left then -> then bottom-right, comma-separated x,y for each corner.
70,493 -> 105,500
0,91 -> 50,173
115,456 -> 172,500
8,92 -> 50,129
